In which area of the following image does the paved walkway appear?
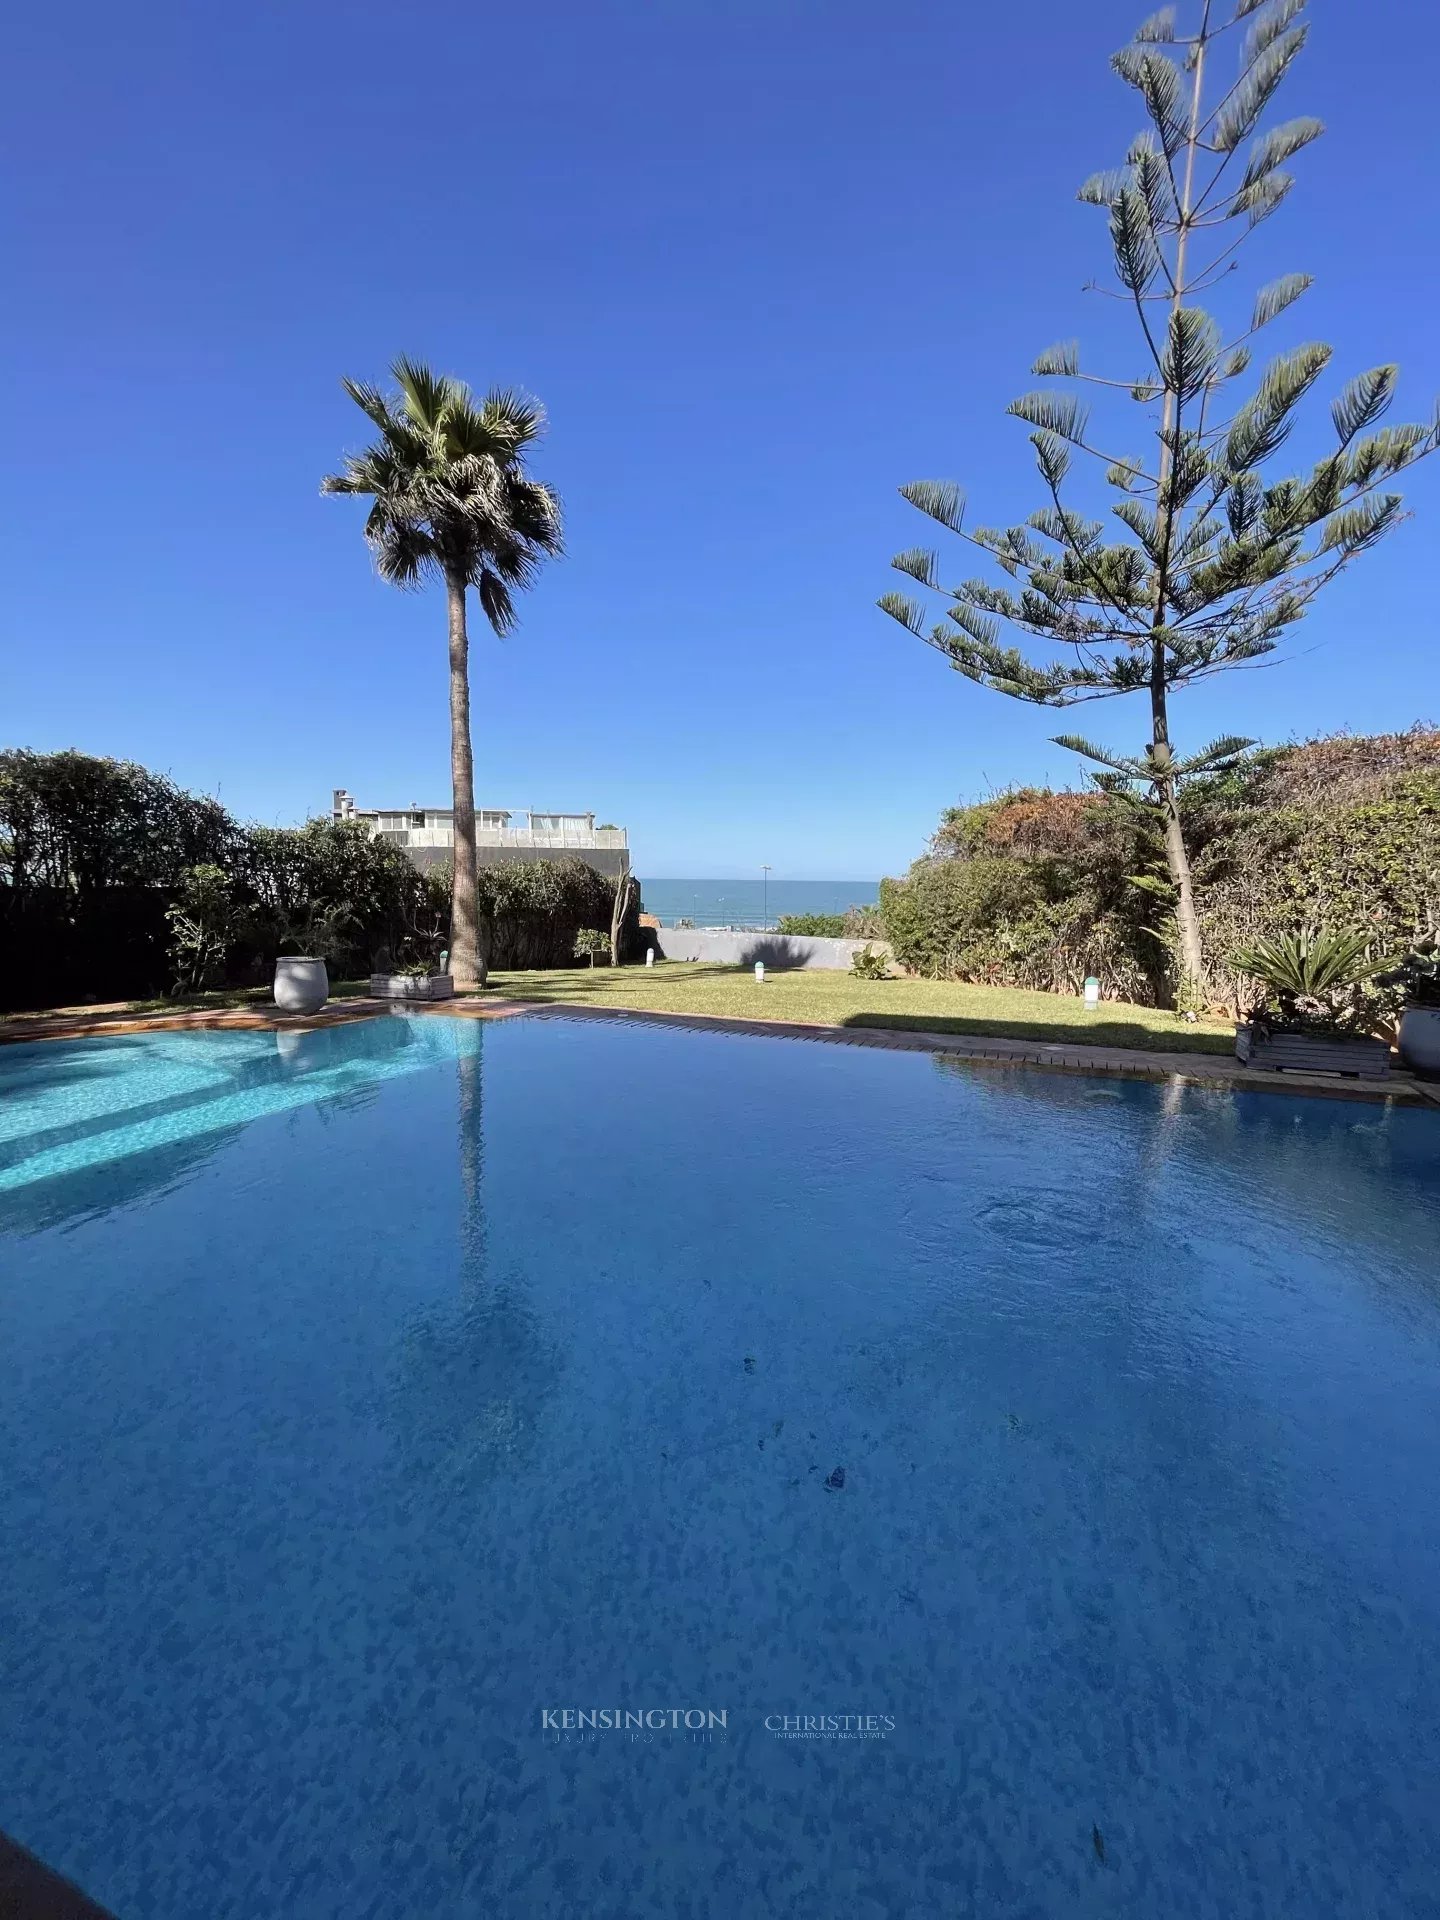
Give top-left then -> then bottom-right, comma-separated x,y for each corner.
2,994 -> 1432,1108
0,996 -> 537,1046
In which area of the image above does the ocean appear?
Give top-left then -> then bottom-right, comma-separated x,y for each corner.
638,877 -> 879,929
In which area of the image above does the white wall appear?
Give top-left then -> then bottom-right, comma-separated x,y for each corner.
651,928 -> 886,971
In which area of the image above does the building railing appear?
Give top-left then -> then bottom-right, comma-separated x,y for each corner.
375,826 -> 627,851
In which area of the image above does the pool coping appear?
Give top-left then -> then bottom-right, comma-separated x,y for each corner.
1,994 -> 1433,1108
0,997 -> 535,1046
476,1000 -> 1432,1107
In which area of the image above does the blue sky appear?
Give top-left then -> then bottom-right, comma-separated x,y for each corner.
5,0 -> 1436,880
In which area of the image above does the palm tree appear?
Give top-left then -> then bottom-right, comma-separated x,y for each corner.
322,358 -> 562,988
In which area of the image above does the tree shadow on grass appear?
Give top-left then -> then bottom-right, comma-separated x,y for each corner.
840,1009 -> 1235,1055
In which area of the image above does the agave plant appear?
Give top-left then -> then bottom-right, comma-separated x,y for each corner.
1229,926 -> 1388,1028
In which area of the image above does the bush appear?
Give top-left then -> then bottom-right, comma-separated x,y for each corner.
1197,760 -> 1440,1018
165,864 -> 236,995
1,749 -> 243,1008
0,748 -> 644,1008
777,913 -> 847,937
878,728 -> 1440,1015
778,907 -> 885,939
239,818 -> 426,978
470,858 -> 639,970
573,928 -> 611,966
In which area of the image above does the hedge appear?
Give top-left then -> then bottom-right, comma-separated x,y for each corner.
880,728 -> 1440,1013
0,749 -> 639,1009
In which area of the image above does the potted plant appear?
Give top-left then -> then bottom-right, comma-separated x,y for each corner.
1378,938 -> 1440,1077
370,955 -> 459,1002
272,902 -> 357,1016
370,874 -> 467,1000
1229,927 -> 1392,1079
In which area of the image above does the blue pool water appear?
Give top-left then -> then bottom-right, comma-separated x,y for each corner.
1,1014 -> 1438,1919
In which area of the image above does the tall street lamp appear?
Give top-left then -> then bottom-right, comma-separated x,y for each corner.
762,865 -> 772,929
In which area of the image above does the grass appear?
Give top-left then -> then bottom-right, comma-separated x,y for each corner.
486,963 -> 1236,1054
3,965 -> 1235,1057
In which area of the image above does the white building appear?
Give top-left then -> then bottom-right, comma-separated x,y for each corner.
332,791 -> 630,877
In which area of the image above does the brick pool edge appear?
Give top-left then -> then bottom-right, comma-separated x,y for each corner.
1,994 -> 1432,1109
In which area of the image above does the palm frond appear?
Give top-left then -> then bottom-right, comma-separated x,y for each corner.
340,378 -> 399,434
479,388 -> 547,447
477,568 -> 518,636
324,358 -> 562,616
392,356 -> 464,432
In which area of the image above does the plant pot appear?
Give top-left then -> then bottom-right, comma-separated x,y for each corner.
274,956 -> 329,1015
1398,1004 -> 1440,1078
1234,1021 -> 1391,1080
368,973 -> 456,1002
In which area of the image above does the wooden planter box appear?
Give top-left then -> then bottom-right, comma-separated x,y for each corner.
1234,1022 -> 1391,1080
369,973 -> 456,1002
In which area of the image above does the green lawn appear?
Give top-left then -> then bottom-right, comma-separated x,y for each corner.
3,965 -> 1234,1056
486,963 -> 1236,1054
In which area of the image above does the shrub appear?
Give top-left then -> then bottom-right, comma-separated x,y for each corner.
777,913 -> 847,937
1378,935 -> 1440,1010
776,907 -> 885,938
851,944 -> 890,980
573,928 -> 611,967
165,864 -> 236,996
880,728 -> 1440,1015
240,819 -> 424,977
0,748 -> 645,1008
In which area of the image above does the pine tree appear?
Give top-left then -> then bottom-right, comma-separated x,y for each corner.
880,0 -> 1437,991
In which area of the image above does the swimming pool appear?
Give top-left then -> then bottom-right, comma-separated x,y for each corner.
2,1012 -> 1437,1918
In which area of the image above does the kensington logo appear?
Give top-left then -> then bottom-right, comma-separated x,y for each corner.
541,1708 -> 728,1733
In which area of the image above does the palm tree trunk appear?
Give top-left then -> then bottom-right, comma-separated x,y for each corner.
445,567 -> 482,989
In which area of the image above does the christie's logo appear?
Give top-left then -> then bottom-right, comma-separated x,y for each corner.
764,1713 -> 895,1741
